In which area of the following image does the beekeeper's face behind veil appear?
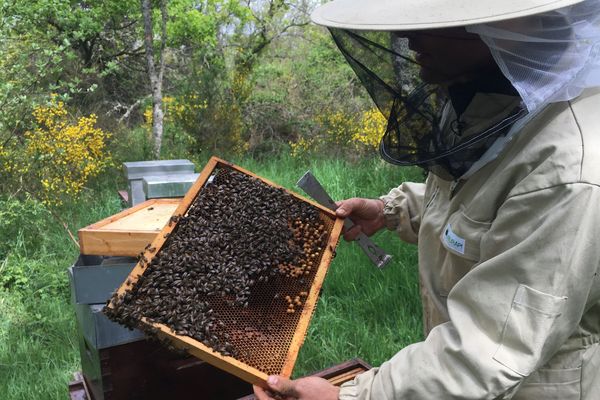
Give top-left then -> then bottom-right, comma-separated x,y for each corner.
311,0 -> 600,180
397,28 -> 496,85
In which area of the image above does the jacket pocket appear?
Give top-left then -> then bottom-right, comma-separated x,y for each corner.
581,341 -> 600,399
439,209 -> 491,262
494,285 -> 568,376
512,367 -> 581,400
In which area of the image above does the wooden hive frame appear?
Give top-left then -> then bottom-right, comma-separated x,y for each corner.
107,156 -> 344,386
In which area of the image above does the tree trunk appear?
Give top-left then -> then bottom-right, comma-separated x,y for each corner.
141,0 -> 168,159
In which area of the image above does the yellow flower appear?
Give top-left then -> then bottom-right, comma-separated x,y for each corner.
17,96 -> 112,207
353,108 -> 387,149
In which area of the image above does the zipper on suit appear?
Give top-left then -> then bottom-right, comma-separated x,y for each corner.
449,180 -> 463,199
425,185 -> 440,209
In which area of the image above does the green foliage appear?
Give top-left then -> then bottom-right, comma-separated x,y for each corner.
0,254 -> 67,301
1,96 -> 113,211
241,24 -> 378,159
0,0 -> 392,164
0,196 -> 51,258
110,126 -> 155,163
168,0 -> 251,48
0,287 -> 78,400
0,0 -> 144,142
0,31 -> 62,138
0,257 -> 29,291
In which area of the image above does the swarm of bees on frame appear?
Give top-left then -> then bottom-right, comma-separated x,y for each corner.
104,167 -> 331,359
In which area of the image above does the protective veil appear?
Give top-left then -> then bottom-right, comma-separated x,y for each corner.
329,28 -> 527,179
326,0 -> 600,179
468,0 -> 600,113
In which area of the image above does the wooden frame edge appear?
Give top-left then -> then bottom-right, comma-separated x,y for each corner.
279,217 -> 344,376
145,318 -> 270,386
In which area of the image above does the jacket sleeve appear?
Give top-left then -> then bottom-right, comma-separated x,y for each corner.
379,182 -> 426,244
339,183 -> 600,399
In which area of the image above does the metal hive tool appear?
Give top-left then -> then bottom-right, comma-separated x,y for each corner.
106,157 -> 344,385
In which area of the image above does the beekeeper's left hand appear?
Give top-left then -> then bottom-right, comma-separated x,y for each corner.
253,375 -> 340,400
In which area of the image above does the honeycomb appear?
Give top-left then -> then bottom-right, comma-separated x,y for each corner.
106,157 -> 343,385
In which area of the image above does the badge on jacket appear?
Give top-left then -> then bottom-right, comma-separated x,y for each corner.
444,224 -> 465,255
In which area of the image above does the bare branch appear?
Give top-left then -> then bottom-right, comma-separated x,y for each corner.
117,97 -> 148,123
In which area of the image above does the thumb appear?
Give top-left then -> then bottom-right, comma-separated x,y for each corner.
336,199 -> 357,217
266,375 -> 299,397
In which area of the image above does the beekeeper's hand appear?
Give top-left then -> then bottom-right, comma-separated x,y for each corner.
336,198 -> 386,240
253,375 -> 339,400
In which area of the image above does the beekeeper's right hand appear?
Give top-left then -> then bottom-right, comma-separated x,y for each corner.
335,198 -> 386,241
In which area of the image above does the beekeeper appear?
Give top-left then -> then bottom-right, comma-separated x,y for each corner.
254,0 -> 600,399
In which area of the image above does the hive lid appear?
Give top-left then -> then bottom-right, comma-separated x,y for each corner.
123,159 -> 195,180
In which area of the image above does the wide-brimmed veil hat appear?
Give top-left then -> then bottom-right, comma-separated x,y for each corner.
311,0 -> 586,30
310,0 -> 600,179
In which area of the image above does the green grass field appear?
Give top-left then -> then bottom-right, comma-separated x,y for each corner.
0,155 -> 423,399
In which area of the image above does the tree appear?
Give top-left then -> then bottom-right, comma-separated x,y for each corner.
0,0 -> 144,137
141,0 -> 169,158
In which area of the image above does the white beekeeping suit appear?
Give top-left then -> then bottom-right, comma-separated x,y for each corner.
311,0 -> 600,399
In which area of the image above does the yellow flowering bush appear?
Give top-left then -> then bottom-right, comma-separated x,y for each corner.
289,137 -> 315,158
143,94 -> 254,156
290,107 -> 387,157
0,143 -> 9,169
232,70 -> 252,103
144,95 -> 209,128
317,110 -> 356,146
16,96 -> 112,207
353,108 -> 388,149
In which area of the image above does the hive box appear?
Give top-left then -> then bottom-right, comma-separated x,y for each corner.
108,156 -> 345,386
70,255 -> 137,305
68,256 -> 145,349
78,198 -> 181,257
143,173 -> 200,199
123,159 -> 195,206
77,336 -> 252,400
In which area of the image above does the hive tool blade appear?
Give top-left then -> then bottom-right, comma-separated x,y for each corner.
296,171 -> 392,269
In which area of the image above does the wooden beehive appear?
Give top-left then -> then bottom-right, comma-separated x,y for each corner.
76,336 -> 252,400
69,358 -> 371,400
78,198 -> 181,256
107,156 -> 344,386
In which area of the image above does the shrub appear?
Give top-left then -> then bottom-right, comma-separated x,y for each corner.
290,107 -> 388,158
2,95 -> 112,207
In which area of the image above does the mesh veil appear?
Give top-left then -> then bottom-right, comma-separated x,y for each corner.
329,29 -> 527,179
467,0 -> 600,113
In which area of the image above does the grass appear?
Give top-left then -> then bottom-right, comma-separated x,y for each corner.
0,154 -> 423,398
0,285 -> 78,398
0,188 -> 123,399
